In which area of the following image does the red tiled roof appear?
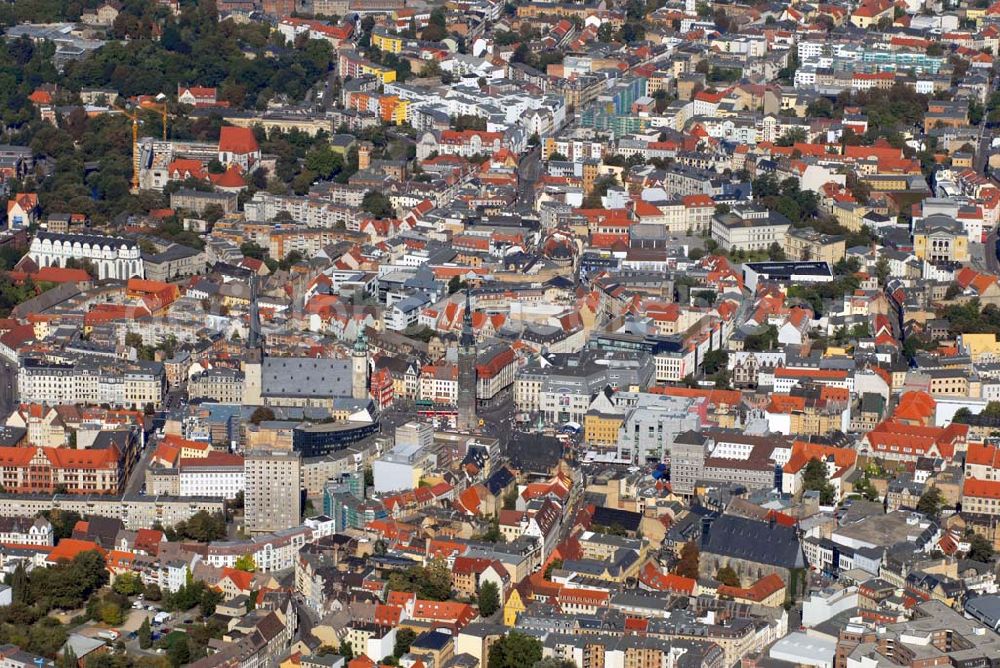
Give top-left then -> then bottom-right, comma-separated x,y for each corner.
220,567 -> 254,592
218,126 -> 259,154
717,574 -> 785,602
964,477 -> 1000,499
784,441 -> 856,475
48,538 -> 105,563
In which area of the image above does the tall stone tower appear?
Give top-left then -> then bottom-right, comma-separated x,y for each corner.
243,274 -> 264,406
457,290 -> 477,431
358,141 -> 373,171
352,328 -> 369,401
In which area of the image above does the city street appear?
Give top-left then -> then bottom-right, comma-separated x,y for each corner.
986,227 -> 1000,276
124,438 -> 155,496
0,359 -> 18,417
516,147 -> 541,209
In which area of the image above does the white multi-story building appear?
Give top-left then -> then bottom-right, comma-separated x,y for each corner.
28,231 -> 143,280
711,205 -> 793,252
18,358 -> 165,409
178,453 -> 245,500
201,524 -> 313,572
0,516 -> 54,546
419,364 -> 458,404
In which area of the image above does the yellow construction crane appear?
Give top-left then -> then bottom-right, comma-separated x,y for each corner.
139,100 -> 169,140
115,105 -> 141,192
115,99 -> 171,192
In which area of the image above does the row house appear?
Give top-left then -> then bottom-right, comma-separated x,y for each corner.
0,445 -> 125,495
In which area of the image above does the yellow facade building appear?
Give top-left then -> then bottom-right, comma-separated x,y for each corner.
913,214 -> 968,263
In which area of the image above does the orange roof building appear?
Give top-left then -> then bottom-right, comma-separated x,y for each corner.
862,420 -> 966,463
717,574 -> 786,606
783,441 -> 857,499
47,538 -> 106,564
0,445 -> 122,495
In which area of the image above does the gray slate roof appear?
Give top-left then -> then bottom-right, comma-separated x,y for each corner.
261,356 -> 352,399
701,514 -> 805,570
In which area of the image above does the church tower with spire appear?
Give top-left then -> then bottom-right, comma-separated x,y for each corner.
243,274 -> 264,406
457,290 -> 477,431
352,328 -> 369,401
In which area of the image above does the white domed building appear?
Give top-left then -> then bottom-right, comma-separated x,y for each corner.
28,231 -> 144,280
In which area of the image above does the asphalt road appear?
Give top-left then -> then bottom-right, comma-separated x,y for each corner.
976,121 -> 992,175
516,147 -> 542,209
124,436 -> 155,496
0,360 -> 18,418
123,383 -> 185,497
975,70 -> 999,175
986,227 -> 1000,276
478,390 -> 516,444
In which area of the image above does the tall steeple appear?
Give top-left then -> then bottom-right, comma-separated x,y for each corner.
242,273 -> 264,405
457,289 -> 477,431
248,273 -> 262,353
460,288 -> 474,346
352,327 -> 369,401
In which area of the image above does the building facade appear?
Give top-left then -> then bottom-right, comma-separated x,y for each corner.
28,232 -> 143,280
245,450 -> 302,536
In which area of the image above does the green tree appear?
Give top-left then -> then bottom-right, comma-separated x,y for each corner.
304,145 -> 344,180
544,559 -> 563,580
716,566 -> 740,587
138,617 -> 152,649
167,634 -> 190,667
144,583 -> 162,601
875,257 -> 891,285
744,325 -> 779,352
983,402 -> 1000,418
97,601 -> 123,625
233,554 -> 257,572
112,572 -> 144,596
702,350 -> 728,375
776,127 -> 807,146
170,510 -> 227,542
249,407 -> 275,424
40,509 -> 82,540
533,659 -> 579,668
361,190 -> 394,219
967,533 -> 995,562
582,174 -> 618,208
712,369 -> 731,389
199,587 -> 223,617
853,476 -> 880,502
9,561 -> 28,604
420,560 -> 453,600
916,486 -> 944,519
478,580 -> 500,617
59,645 -> 77,668
475,519 -> 503,543
241,242 -> 268,260
30,549 -> 109,610
488,632 -> 542,668
802,458 -> 835,505
394,628 -> 416,657
676,541 -> 699,579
